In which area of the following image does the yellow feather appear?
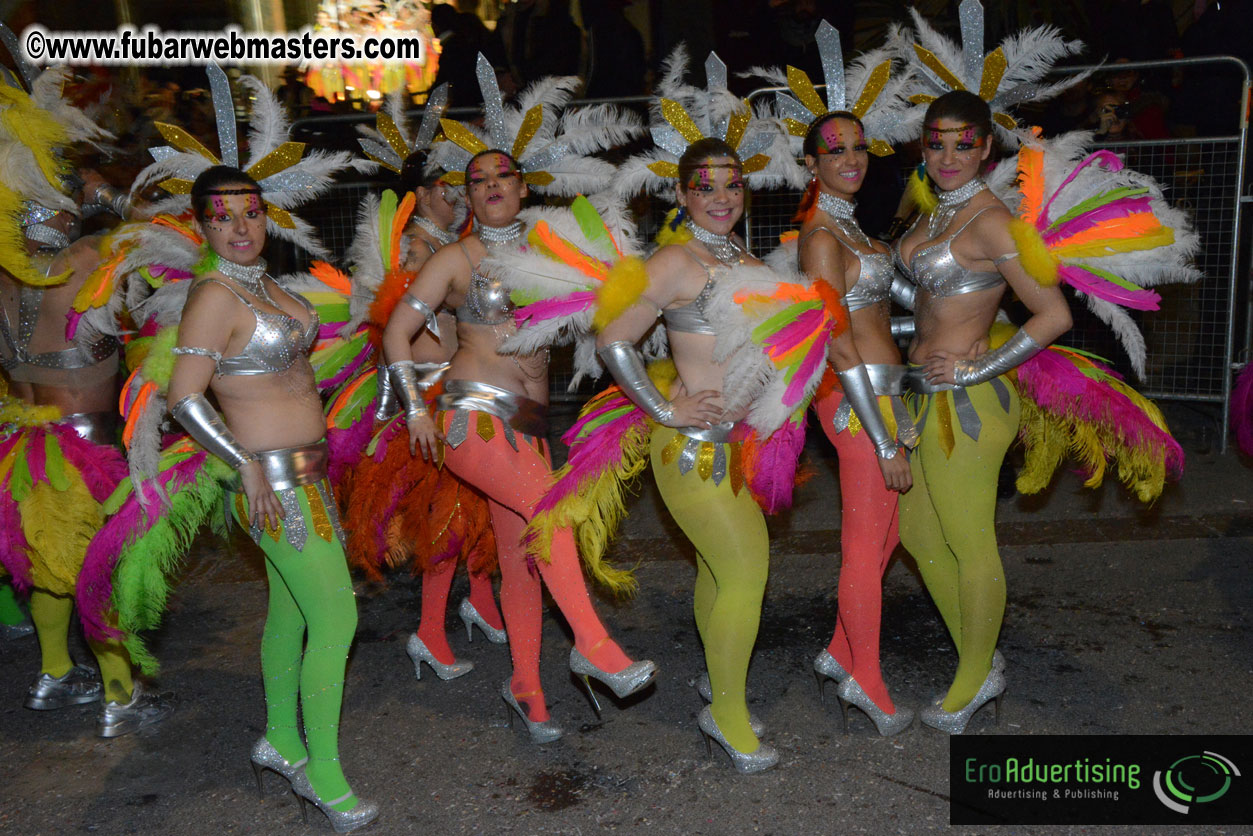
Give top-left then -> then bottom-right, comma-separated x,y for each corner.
907,168 -> 938,215
593,256 -> 649,332
22,469 -> 102,596
1009,217 -> 1059,286
655,209 -> 694,248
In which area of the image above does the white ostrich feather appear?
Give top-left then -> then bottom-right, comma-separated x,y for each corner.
29,67 -> 113,147
239,75 -> 291,164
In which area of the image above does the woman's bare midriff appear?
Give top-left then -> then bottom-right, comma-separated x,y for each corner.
446,321 -> 549,404
847,302 -> 901,365
668,330 -> 747,424
908,285 -> 1004,364
212,359 -> 326,451
409,311 -> 458,364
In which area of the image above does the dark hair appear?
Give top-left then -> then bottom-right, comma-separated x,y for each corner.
190,165 -> 262,218
465,148 -> 524,180
802,111 -> 864,157
399,150 -> 444,194
676,137 -> 741,191
922,90 -> 993,139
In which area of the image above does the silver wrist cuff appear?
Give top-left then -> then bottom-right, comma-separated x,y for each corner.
952,329 -> 1044,386
389,361 -> 428,420
836,364 -> 897,459
890,316 -> 915,340
597,341 -> 674,424
170,393 -> 257,469
890,274 -> 916,311
374,363 -> 399,421
401,294 -> 442,339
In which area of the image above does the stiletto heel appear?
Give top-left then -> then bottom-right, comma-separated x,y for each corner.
919,668 -> 1006,734
812,650 -> 849,706
695,673 -> 765,736
289,771 -> 379,833
568,647 -> 657,700
575,674 -> 604,718
696,706 -> 779,775
458,598 -> 507,644
834,677 -> 915,736
405,633 -> 473,681
500,680 -> 563,743
249,737 -> 308,797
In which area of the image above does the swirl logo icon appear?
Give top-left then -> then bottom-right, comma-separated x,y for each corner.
1153,751 -> 1240,814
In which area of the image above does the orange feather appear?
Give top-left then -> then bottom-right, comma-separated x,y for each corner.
1049,212 -> 1162,250
366,269 -> 419,348
309,261 -> 353,294
122,381 -> 156,449
1016,145 -> 1046,226
389,192 -> 417,273
533,222 -> 608,283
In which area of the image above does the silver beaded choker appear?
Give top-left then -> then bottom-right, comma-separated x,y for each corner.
413,215 -> 455,246
216,255 -> 272,301
928,177 -> 987,238
685,219 -> 746,266
474,219 -> 525,246
817,191 -> 856,220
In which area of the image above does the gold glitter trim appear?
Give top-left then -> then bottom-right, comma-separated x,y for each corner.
908,94 -> 937,105
523,171 -> 555,186
660,98 -> 705,144
234,493 -> 247,522
155,122 -> 220,162
304,484 -> 335,543
848,408 -> 863,437
728,442 -> 744,496
476,412 -> 496,443
936,391 -> 955,458
868,139 -> 894,157
696,441 -> 715,480
741,154 -> 770,174
246,142 -> 306,182
647,160 -> 680,179
362,149 -> 401,174
266,204 -> 297,230
376,111 -> 410,159
850,61 -> 891,118
513,104 -> 543,160
993,112 -> 1018,132
661,431 -> 685,466
979,48 -> 1008,102
787,66 -> 827,118
724,108 -> 750,151
912,45 -> 967,93
158,178 -> 192,195
441,171 -> 466,186
439,118 -> 488,155
784,117 -> 809,137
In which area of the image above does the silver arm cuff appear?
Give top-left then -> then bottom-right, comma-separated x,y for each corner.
890,316 -> 915,340
400,294 -> 442,339
835,364 -> 898,459
952,329 -> 1044,386
374,363 -> 399,421
596,341 -> 675,424
389,361 -> 430,421
170,393 -> 257,470
890,274 -> 916,311
81,184 -> 132,219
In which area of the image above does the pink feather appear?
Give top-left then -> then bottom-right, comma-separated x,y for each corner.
515,292 -> 596,326
763,307 -> 823,357
1041,150 -> 1125,224
743,415 -> 807,514
327,406 -> 376,488
0,481 -> 33,592
318,344 -> 372,391
1232,362 -> 1253,456
25,430 -> 47,486
1057,265 -> 1161,311
536,406 -> 647,515
53,427 -> 128,504
65,310 -> 84,341
1044,194 -> 1153,242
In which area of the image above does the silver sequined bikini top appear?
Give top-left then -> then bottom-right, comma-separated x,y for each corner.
0,285 -> 118,374
173,278 -> 318,376
662,249 -> 718,335
455,243 -> 513,326
894,208 -> 1009,297
803,226 -> 897,313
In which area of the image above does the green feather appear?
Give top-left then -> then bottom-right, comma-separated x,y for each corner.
365,414 -> 401,456
9,438 -> 31,502
335,374 -> 379,429
1048,187 -> 1149,230
378,189 -> 398,269
571,195 -> 609,254
44,434 -> 69,491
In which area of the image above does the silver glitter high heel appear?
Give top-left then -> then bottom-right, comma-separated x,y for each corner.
697,706 -> 779,775
835,677 -> 914,736
500,680 -> 563,744
458,598 -> 507,644
249,737 -> 308,797
24,663 -> 102,710
290,770 -> 379,834
568,648 -> 657,718
812,650 -> 849,705
919,668 -> 1006,734
405,633 -> 473,681
695,673 -> 765,737
927,651 -> 1007,705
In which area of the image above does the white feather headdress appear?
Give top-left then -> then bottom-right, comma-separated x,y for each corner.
131,64 -> 374,258
898,0 -> 1089,144
356,84 -> 449,174
744,20 -> 915,157
616,45 -> 805,201
428,53 -> 641,197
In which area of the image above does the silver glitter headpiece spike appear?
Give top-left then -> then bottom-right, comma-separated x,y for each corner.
357,83 -> 450,175
899,0 -> 1090,145
769,19 -> 915,158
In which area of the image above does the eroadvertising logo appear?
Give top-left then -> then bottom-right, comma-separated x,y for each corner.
950,736 -> 1252,825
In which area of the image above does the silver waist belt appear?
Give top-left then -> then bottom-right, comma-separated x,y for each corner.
254,440 -> 330,491
865,364 -> 907,396
436,379 -> 548,438
59,411 -> 118,447
904,366 -> 960,394
678,421 -> 737,444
